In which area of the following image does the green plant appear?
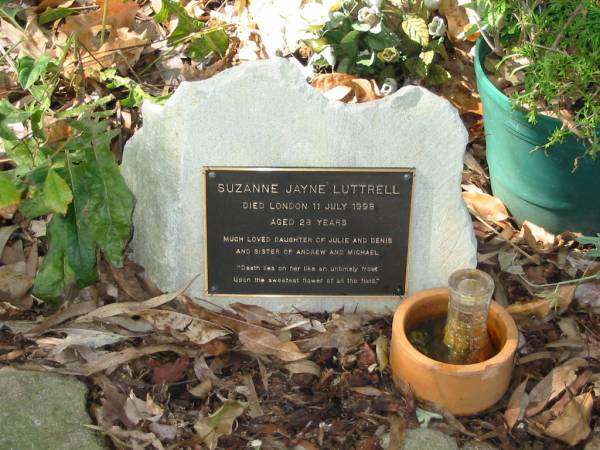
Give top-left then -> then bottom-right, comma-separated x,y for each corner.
468,0 -> 600,160
303,0 -> 450,87
0,41 -> 134,301
154,0 -> 230,62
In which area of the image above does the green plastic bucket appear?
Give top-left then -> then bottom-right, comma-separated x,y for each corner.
474,38 -> 600,235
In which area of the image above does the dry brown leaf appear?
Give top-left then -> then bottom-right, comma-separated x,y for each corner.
139,309 -> 229,345
520,221 -> 557,254
61,0 -> 139,49
188,379 -> 213,398
75,279 -> 194,323
26,300 -> 96,335
78,344 -> 197,376
239,328 -> 307,362
230,302 -> 284,327
35,0 -> 74,12
106,262 -> 149,301
531,392 -> 593,445
65,27 -> 147,77
284,360 -> 321,377
440,76 -> 482,116
183,297 -> 276,335
575,280 -> 600,311
243,373 -> 264,418
439,0 -> 470,42
311,73 -> 382,103
507,286 -> 575,319
124,392 -> 164,425
0,225 -> 17,256
504,378 -> 529,429
526,358 -> 587,417
296,329 -> 363,355
349,386 -> 385,396
0,13 -> 49,59
462,191 -> 509,223
25,241 -> 38,278
50,327 -> 132,355
0,262 -> 33,300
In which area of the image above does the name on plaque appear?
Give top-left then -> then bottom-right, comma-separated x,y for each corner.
204,168 -> 414,296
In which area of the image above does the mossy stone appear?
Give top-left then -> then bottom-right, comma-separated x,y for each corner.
0,368 -> 107,450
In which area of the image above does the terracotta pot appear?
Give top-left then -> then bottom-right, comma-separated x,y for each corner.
390,288 -> 518,416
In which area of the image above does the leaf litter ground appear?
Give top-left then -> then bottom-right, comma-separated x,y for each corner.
1,0 -> 600,449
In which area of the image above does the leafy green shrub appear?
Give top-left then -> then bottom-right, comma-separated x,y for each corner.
303,0 -> 450,87
470,0 -> 600,159
0,41 -> 134,301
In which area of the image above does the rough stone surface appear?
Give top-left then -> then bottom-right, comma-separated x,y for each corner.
401,428 -> 459,450
122,58 -> 476,312
0,368 -> 106,450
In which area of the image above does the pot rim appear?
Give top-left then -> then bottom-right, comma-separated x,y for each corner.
393,287 -> 519,373
473,37 -> 566,130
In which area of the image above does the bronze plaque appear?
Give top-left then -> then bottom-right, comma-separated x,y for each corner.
204,168 -> 414,296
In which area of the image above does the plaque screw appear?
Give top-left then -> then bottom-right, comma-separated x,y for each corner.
210,285 -> 218,292
403,173 -> 411,181
208,172 -> 216,178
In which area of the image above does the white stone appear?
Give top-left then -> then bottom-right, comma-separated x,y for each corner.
122,58 -> 476,312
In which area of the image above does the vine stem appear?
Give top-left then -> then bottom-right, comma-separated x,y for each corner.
100,0 -> 110,46
519,273 -> 598,290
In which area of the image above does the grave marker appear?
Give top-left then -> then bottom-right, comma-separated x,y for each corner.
122,58 -> 476,312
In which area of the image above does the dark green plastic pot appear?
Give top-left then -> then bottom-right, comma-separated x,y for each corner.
474,38 -> 600,235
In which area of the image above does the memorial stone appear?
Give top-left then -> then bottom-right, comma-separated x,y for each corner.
122,58 -> 476,312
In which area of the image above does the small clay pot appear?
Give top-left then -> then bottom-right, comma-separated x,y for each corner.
390,288 -> 518,416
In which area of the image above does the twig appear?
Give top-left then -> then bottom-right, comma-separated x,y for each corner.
551,2 -> 586,50
474,216 -> 538,264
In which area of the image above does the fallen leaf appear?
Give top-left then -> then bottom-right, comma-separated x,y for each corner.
462,191 -> 509,223
183,297 -> 276,335
139,309 -> 229,345
124,392 -> 163,424
520,221 -> 557,254
75,278 -> 195,323
150,356 -> 190,384
284,360 -> 321,377
194,400 -> 246,450
243,373 -> 264,418
0,13 -> 48,59
78,344 -> 196,376
108,262 -> 149,302
50,327 -> 131,355
311,73 -> 382,103
188,379 -> 213,398
65,27 -> 147,77
507,286 -> 575,319
526,358 -> 587,417
504,378 -> 529,429
375,335 -> 389,371
439,0 -> 470,42
574,281 -> 600,311
350,386 -> 385,396
239,328 -> 307,362
230,302 -> 284,327
531,392 -> 592,445
61,0 -> 139,50
296,329 -> 363,355
26,300 -> 97,335
0,225 -> 17,256
0,262 -> 33,300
